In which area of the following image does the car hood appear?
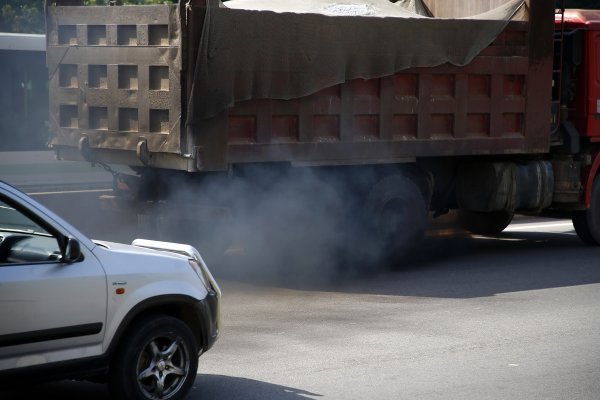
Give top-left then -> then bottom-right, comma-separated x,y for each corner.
92,239 -> 190,261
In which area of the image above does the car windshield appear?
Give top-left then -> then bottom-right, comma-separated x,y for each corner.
0,201 -> 51,236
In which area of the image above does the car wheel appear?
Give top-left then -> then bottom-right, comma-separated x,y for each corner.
572,210 -> 596,244
572,175 -> 600,245
365,173 -> 428,261
109,315 -> 199,400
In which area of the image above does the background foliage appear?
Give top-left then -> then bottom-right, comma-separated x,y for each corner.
1,0 -> 170,33
1,0 -> 45,33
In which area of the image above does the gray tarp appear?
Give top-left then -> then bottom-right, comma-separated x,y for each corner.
222,0 -> 431,17
187,0 -> 526,123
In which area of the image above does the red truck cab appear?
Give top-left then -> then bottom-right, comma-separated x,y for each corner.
560,9 -> 600,140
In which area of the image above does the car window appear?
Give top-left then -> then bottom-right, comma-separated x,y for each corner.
0,199 -> 62,265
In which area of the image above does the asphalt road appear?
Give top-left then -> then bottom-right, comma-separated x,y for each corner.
1,153 -> 599,399
0,151 -> 113,192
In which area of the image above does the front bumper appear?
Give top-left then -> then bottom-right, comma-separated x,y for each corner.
196,291 -> 220,352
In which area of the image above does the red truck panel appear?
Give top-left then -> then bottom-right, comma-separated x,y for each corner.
188,1 -> 555,170
561,10 -> 600,139
215,28 -> 550,168
587,31 -> 600,139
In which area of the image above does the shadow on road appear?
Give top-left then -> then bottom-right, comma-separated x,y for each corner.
191,374 -> 321,400
212,227 -> 600,299
336,229 -> 600,298
0,380 -> 110,400
0,374 -> 321,400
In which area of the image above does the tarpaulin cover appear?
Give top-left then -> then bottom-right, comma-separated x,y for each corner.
187,0 -> 526,123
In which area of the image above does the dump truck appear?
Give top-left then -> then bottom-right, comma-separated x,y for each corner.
44,0 -> 600,259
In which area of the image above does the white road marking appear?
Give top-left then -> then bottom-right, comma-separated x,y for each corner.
472,236 -> 526,241
505,221 -> 574,232
27,188 -> 112,196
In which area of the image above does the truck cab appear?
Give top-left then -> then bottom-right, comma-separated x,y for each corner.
560,10 -> 600,139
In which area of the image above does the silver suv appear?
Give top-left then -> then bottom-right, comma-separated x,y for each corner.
0,181 -> 220,400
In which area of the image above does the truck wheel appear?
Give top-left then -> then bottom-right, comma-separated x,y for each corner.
109,315 -> 198,400
457,210 -> 514,235
365,174 -> 428,260
572,176 -> 600,245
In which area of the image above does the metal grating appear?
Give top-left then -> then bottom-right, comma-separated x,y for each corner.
46,5 -> 182,155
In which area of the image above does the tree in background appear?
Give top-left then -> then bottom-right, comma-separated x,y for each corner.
0,0 -> 168,33
1,0 -> 44,34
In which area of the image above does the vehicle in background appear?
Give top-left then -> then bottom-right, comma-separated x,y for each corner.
0,33 -> 49,151
0,180 -> 220,400
43,0 -> 600,260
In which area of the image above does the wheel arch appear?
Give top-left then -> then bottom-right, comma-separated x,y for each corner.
398,163 -> 434,208
371,162 -> 433,208
105,294 -> 208,358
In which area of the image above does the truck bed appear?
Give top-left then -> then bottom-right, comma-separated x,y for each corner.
46,0 -> 555,171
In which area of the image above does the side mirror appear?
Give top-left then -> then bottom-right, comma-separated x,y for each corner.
63,237 -> 82,263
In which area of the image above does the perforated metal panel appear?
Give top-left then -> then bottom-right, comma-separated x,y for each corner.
46,5 -> 182,159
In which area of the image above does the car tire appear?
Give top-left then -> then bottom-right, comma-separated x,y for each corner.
109,315 -> 199,400
365,173 -> 428,261
572,175 -> 600,245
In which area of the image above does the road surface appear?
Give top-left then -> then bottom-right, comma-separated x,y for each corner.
1,153 -> 599,399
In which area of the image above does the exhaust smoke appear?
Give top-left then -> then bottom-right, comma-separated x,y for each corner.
137,166 -> 391,288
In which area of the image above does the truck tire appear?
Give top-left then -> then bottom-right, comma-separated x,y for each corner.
109,315 -> 199,400
457,210 -> 514,235
365,174 -> 428,261
572,176 -> 600,245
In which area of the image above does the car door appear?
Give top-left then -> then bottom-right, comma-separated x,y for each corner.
0,192 -> 107,370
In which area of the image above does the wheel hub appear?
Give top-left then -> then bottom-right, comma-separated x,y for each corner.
136,336 -> 190,399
